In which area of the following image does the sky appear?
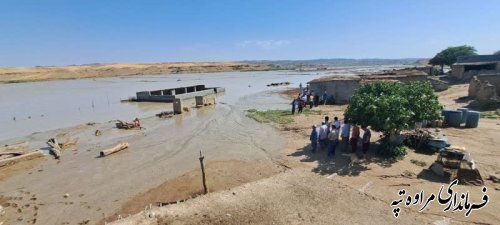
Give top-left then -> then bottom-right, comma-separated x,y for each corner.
0,0 -> 499,67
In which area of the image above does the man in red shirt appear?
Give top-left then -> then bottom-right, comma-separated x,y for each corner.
350,121 -> 360,153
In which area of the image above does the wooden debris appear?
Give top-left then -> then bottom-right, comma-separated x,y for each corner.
0,151 -> 24,157
0,151 -> 44,168
100,143 -> 129,157
47,138 -> 62,159
116,120 -> 141,130
95,130 -> 102,136
156,111 -> 174,119
266,82 -> 290,87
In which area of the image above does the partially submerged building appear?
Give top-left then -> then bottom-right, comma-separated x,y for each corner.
451,55 -> 500,80
308,69 -> 428,104
136,85 -> 225,102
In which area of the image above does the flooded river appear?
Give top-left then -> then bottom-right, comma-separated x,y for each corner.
0,70 -> 330,142
0,66 -> 403,224
0,66 -> 403,142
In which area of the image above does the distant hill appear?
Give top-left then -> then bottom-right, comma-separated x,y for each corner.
240,58 -> 426,69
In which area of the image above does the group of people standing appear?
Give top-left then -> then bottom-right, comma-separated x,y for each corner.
291,83 -> 328,114
309,116 -> 371,159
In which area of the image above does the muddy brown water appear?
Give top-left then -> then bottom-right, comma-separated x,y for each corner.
0,67 -> 402,224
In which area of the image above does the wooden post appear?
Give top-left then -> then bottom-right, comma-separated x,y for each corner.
199,150 -> 208,194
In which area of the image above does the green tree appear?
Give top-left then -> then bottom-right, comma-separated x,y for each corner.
345,81 -> 442,158
429,45 -> 477,73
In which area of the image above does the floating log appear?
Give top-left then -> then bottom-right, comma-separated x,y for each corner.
0,151 -> 44,167
0,151 -> 24,160
100,143 -> 129,157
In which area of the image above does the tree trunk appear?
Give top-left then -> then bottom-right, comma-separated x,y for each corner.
0,151 -> 44,167
440,64 -> 444,74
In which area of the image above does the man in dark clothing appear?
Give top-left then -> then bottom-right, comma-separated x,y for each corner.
298,99 -> 303,113
291,99 -> 296,115
310,125 -> 318,152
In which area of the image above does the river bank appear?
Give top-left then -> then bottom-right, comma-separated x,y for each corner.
0,62 -> 270,83
0,69 -> 336,224
110,83 -> 500,225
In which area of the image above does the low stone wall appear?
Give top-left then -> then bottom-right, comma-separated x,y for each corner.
469,74 -> 500,101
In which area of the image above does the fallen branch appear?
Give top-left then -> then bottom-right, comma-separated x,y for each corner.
47,138 -> 62,159
0,151 -> 24,157
0,151 -> 44,167
100,143 -> 129,157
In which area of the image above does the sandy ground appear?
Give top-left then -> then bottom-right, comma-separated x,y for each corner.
111,84 -> 499,225
112,170 -> 448,225
0,97 -> 286,225
100,160 -> 284,224
0,62 -> 270,83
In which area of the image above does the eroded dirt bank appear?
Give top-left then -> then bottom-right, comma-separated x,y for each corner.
0,62 -> 270,83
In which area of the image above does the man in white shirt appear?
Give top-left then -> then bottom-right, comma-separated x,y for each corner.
318,122 -> 329,150
328,125 -> 339,158
334,117 -> 341,129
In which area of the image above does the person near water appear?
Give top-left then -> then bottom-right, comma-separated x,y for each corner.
308,94 -> 313,109
310,125 -> 318,152
350,122 -> 360,153
298,98 -> 304,113
361,125 -> 371,157
341,119 -> 350,152
318,122 -> 329,150
314,93 -> 320,107
322,91 -> 328,105
327,125 -> 339,158
291,98 -> 296,115
299,83 -> 304,95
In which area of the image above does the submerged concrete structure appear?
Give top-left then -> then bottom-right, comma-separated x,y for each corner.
451,55 -> 500,80
136,85 -> 225,102
308,69 -> 428,104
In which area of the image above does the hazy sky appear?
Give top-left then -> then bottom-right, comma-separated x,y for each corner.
1,0 -> 499,67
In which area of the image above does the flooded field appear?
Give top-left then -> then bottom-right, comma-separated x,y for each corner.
0,66 -> 401,224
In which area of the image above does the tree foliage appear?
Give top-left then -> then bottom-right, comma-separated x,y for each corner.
429,45 -> 477,69
494,50 -> 500,55
345,81 -> 442,135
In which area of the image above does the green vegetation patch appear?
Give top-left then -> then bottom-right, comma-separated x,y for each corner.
410,159 -> 427,167
246,108 -> 321,124
480,110 -> 500,119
